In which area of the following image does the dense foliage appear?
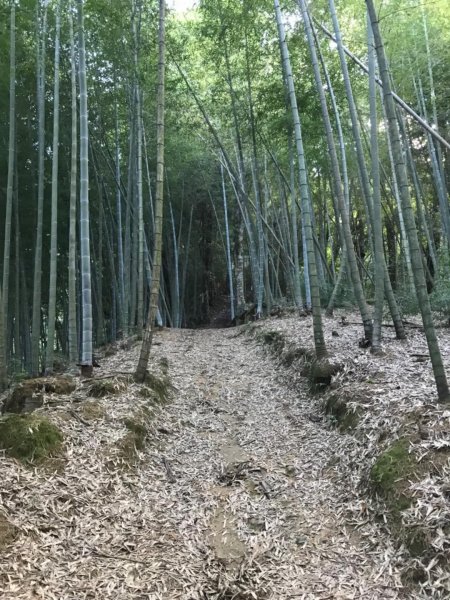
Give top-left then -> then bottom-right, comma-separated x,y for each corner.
0,0 -> 449,397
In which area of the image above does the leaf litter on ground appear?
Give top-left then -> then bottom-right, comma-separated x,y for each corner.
0,314 -> 448,598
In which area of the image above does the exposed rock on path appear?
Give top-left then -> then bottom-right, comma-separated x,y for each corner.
0,327 -> 409,598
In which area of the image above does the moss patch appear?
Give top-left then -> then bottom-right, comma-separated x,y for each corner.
142,373 -> 175,405
88,376 -> 129,398
0,513 -> 18,551
159,357 -> 169,375
308,360 -> 341,392
254,328 -> 341,392
369,438 -> 428,556
404,528 -> 429,558
123,415 -> 148,446
370,438 -> 416,498
256,330 -> 286,354
324,393 -> 360,431
138,386 -> 155,400
232,322 -> 258,338
4,376 -> 76,414
281,345 -> 312,367
0,414 -> 63,463
79,400 -> 106,421
116,409 -> 153,464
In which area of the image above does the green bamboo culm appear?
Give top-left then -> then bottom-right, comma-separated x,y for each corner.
366,0 -> 449,402
298,0 -> 372,344
77,0 -> 93,374
31,2 -> 48,376
135,0 -> 166,382
45,0 -> 61,374
274,0 -> 327,360
68,3 -> 78,366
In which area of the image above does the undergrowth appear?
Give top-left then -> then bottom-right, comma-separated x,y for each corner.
0,414 -> 63,463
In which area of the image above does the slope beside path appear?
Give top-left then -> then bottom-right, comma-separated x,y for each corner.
1,327 -> 406,599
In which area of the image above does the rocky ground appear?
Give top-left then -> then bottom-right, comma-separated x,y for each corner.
0,314 -> 449,599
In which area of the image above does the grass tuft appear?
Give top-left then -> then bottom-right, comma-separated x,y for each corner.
88,376 -> 129,398
0,414 -> 63,463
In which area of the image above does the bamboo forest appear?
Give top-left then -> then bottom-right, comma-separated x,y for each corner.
1,0 -> 450,597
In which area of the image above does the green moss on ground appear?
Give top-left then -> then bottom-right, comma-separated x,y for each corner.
256,330 -> 286,354
159,357 -> 169,375
232,322 -> 261,339
123,416 -> 148,447
370,438 -> 416,497
88,376 -> 129,398
0,414 -> 63,463
281,345 -> 311,367
142,373 -> 175,405
0,513 -> 18,550
117,409 -> 153,464
369,438 -> 431,557
4,376 -> 76,414
404,529 -> 429,558
308,360 -> 341,392
324,394 -> 360,431
255,328 -> 340,390
79,400 -> 106,420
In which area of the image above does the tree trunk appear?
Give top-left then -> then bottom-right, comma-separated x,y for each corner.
3,1 -> 16,355
300,0 -> 372,340
31,2 -> 48,375
135,0 -> 166,381
77,0 -> 93,374
367,16 -> 384,354
274,0 -> 326,359
366,0 -> 449,402
46,0 -> 61,373
68,5 -> 78,365
221,161 -> 235,321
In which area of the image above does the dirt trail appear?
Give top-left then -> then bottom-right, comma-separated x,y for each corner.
0,327 -> 407,599
130,327 -> 403,598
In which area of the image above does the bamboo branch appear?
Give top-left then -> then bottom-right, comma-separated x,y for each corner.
313,18 -> 450,151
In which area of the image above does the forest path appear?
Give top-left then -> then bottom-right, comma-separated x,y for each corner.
1,326 -> 408,599
127,326 -> 405,599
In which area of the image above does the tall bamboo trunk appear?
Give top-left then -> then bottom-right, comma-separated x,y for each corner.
68,5 -> 78,365
421,5 -> 447,208
245,30 -> 265,317
415,78 -> 450,246
274,0 -> 326,359
221,162 -> 235,321
137,90 -> 145,329
96,188 -> 105,345
133,2 -> 144,331
367,16 -> 384,354
288,137 -> 303,308
77,0 -> 93,374
299,0 -> 372,340
329,0 -> 404,340
3,1 -> 16,356
135,0 -> 166,381
381,91 -> 414,290
366,0 -> 449,402
169,203 -> 180,327
14,162 -> 21,367
46,0 -> 61,373
222,33 -> 247,313
313,24 -> 349,315
0,283 -> 5,390
115,103 -> 125,334
31,3 -> 48,375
